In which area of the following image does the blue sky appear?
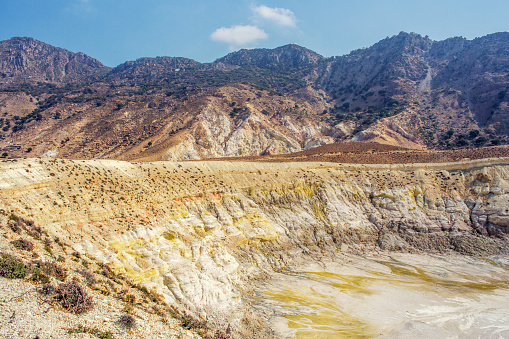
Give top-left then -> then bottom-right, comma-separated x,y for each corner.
1,0 -> 508,67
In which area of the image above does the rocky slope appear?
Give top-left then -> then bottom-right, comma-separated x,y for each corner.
319,32 -> 509,147
0,83 -> 332,161
0,37 -> 110,86
0,32 -> 508,161
0,157 -> 508,337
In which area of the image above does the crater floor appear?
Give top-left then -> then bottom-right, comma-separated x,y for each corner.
257,253 -> 509,339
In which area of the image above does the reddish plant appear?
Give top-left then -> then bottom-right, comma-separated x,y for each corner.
55,281 -> 93,314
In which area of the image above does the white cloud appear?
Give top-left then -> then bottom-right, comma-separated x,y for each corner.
210,25 -> 268,46
253,5 -> 297,27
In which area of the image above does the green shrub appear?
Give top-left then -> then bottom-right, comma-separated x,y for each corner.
468,130 -> 480,139
443,129 -> 454,140
121,292 -> 136,304
97,331 -> 115,339
456,138 -> 468,147
0,253 -> 27,279
474,136 -> 487,147
43,238 -> 53,254
67,324 -> 115,339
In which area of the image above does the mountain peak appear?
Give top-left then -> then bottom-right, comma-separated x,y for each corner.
107,56 -> 201,80
215,44 -> 323,69
376,31 -> 432,50
0,36 -> 109,86
7,36 -> 38,44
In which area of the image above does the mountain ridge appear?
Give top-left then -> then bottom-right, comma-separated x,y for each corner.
214,44 -> 324,69
0,31 -> 507,161
0,36 -> 110,86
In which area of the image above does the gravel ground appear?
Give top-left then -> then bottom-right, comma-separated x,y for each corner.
0,210 -> 202,339
0,277 -> 197,339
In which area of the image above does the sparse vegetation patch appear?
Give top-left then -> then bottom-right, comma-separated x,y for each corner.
11,238 -> 34,251
54,281 -> 94,314
29,260 -> 67,281
67,325 -> 115,339
0,253 -> 27,279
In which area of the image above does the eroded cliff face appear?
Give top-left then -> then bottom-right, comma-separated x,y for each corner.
160,102 -> 331,161
0,158 -> 508,336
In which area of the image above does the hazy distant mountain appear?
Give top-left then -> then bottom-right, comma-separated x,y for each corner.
0,32 -> 507,160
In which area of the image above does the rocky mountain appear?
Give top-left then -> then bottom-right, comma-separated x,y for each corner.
0,37 -> 110,87
0,32 -> 507,160
430,33 -> 509,129
215,44 -> 323,69
106,56 -> 201,84
321,32 -> 509,148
